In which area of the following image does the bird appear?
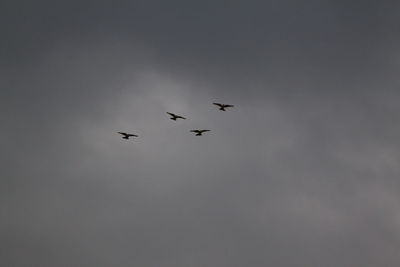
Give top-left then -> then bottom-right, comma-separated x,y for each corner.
117,132 -> 138,140
166,112 -> 186,120
190,130 -> 210,136
213,103 -> 234,111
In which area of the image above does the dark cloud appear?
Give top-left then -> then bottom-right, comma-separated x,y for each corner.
2,1 -> 400,266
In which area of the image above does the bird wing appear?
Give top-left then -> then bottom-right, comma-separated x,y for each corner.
118,132 -> 128,136
190,130 -> 200,133
224,104 -> 234,108
213,103 -> 223,107
127,134 -> 138,137
177,115 -> 186,119
200,130 -> 210,133
166,112 -> 176,117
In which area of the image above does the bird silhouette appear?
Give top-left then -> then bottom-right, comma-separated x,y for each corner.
167,112 -> 186,120
213,103 -> 234,111
117,132 -> 138,140
190,130 -> 210,136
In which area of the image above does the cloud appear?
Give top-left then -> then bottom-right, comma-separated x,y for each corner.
2,1 -> 400,266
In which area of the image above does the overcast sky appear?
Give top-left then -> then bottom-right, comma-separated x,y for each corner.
2,1 -> 400,266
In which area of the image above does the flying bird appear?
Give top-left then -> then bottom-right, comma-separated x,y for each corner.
213,103 -> 234,111
190,130 -> 210,136
117,132 -> 138,140
167,112 -> 186,120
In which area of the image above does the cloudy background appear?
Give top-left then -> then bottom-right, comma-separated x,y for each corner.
2,1 -> 400,266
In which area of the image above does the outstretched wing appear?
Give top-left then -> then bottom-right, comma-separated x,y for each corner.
200,130 -> 210,133
127,134 -> 138,137
213,103 -> 223,107
176,115 -> 186,119
118,132 -> 128,137
223,104 -> 234,108
166,112 -> 176,117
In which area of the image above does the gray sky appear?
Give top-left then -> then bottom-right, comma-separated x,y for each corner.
2,1 -> 400,266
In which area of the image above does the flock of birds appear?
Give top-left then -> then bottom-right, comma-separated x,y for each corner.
117,102 -> 234,140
